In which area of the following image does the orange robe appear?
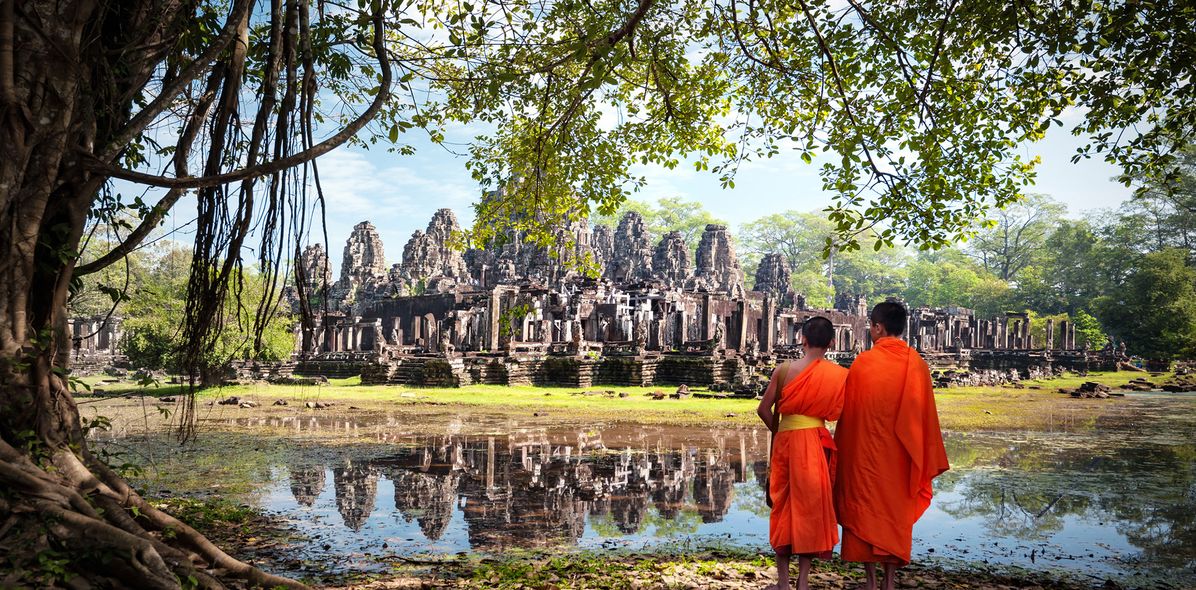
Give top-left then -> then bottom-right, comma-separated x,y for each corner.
769,358 -> 848,556
834,337 -> 950,564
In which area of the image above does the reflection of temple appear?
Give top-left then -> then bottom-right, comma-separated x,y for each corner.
385,447 -> 458,541
694,450 -> 737,523
288,431 -> 761,547
276,209 -> 1114,389
288,464 -> 325,507
333,461 -> 379,531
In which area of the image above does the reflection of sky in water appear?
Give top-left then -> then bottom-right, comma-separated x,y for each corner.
133,391 -> 1196,585
251,395 -> 1196,587
261,462 -> 1189,585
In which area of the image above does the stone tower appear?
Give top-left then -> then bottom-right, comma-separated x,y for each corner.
332,221 -> 387,307
652,231 -> 691,287
605,212 -> 654,283
297,243 -> 333,292
691,224 -> 745,296
753,253 -> 791,297
399,209 -> 470,284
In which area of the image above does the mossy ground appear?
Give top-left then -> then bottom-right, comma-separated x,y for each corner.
316,548 -> 1094,589
80,370 -> 1174,433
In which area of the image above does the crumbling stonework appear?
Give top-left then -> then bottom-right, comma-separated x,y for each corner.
652,231 -> 691,287
606,212 -> 654,283
397,209 -> 470,292
298,244 -> 333,292
691,224 -> 744,297
332,221 -> 387,307
280,208 -> 1105,391
591,224 -> 614,276
753,253 -> 790,297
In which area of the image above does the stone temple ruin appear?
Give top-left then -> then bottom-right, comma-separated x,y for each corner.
268,209 -> 1116,389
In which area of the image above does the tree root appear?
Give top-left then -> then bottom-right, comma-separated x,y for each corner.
0,438 -> 307,589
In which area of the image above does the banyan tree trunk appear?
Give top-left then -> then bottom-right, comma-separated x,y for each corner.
0,1 -> 302,587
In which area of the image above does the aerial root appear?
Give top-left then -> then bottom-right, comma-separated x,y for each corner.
0,438 -> 303,589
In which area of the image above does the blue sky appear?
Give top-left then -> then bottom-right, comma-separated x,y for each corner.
123,109 -> 1133,277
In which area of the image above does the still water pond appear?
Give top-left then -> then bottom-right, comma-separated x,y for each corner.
124,393 -> 1196,586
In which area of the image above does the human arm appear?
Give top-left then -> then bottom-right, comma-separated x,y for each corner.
756,365 -> 782,433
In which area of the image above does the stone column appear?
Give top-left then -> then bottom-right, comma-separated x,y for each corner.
1046,319 -> 1055,350
488,290 -> 501,351
702,294 -> 713,340
760,296 -> 775,353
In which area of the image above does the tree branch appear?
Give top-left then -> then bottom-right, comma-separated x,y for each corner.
85,5 -> 392,190
75,64 -> 226,277
917,0 -> 958,108
98,0 -> 252,163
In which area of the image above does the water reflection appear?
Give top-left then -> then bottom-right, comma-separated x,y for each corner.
129,392 -> 1196,585
288,465 -> 324,507
278,430 -> 758,551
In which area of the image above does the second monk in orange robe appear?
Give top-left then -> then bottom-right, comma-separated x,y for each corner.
834,301 -> 950,590
757,316 -> 847,590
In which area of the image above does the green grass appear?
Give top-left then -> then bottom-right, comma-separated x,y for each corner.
934,370 -> 1172,430
76,370 -> 1172,432
377,548 -> 1089,590
217,381 -> 758,426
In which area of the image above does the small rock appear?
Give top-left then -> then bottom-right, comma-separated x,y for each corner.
238,401 -> 258,408
651,392 -> 666,400
218,396 -> 240,406
618,392 -> 629,398
272,399 -> 288,406
304,401 -> 316,409
160,396 -> 176,403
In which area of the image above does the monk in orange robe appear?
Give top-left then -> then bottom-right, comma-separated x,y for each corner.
757,316 -> 847,590
834,301 -> 950,590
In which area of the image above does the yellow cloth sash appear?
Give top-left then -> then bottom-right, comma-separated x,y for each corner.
778,414 -> 825,432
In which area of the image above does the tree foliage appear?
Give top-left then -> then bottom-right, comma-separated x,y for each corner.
121,247 -> 294,382
1095,249 -> 1196,359
967,194 -> 1066,281
444,0 -> 1196,255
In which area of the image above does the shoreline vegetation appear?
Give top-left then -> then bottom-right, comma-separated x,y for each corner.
168,498 -> 1114,590
80,369 -> 1180,433
76,370 -> 1186,589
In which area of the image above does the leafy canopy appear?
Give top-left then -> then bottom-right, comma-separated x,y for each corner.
412,0 -> 1195,254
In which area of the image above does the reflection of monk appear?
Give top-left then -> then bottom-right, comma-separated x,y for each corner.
756,316 -> 846,590
835,301 -> 949,590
